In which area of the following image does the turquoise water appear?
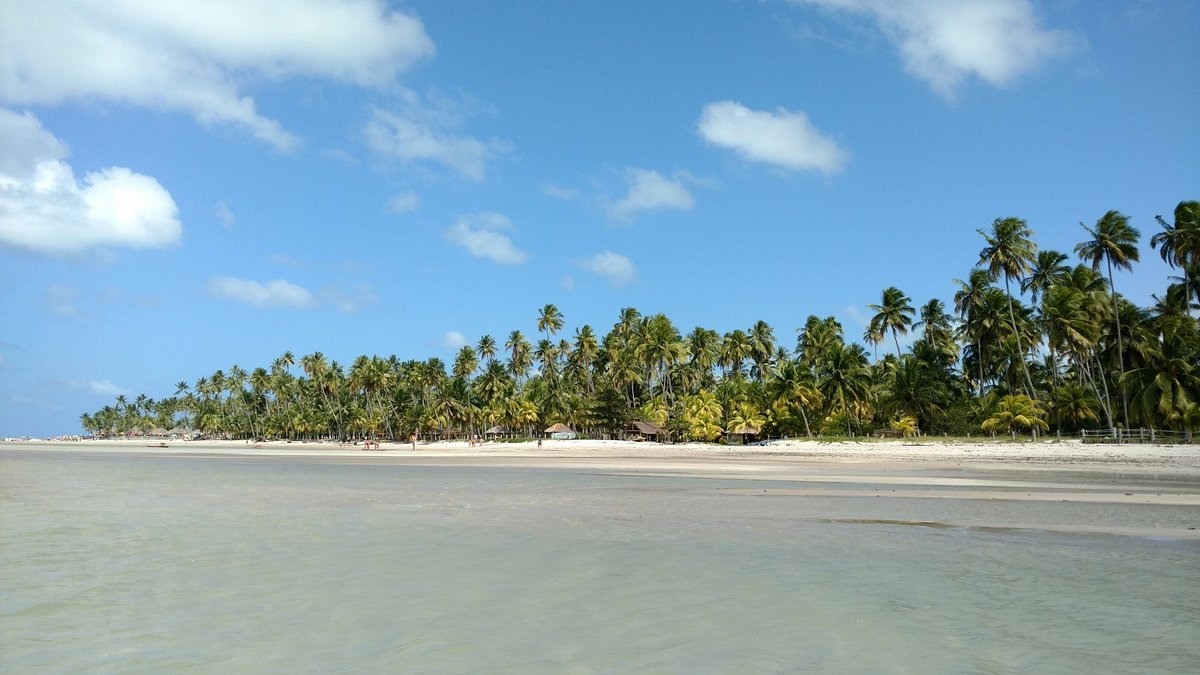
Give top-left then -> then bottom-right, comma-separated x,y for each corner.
2,451 -> 1197,672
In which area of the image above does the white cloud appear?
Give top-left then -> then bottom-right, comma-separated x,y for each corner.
698,101 -> 849,175
386,191 -> 420,214
207,276 -> 316,308
542,182 -> 581,200
443,212 -> 528,265
87,379 -> 130,393
608,169 -> 694,221
365,106 -> 496,181
0,109 -> 182,255
442,331 -> 467,349
215,200 -> 235,227
579,251 -> 637,288
0,1 -> 434,150
791,0 -> 1075,98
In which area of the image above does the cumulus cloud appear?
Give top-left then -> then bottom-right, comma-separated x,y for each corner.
386,191 -> 420,214
608,169 -> 694,221
0,0 -> 434,150
442,331 -> 467,349
207,276 -> 316,308
698,101 -> 849,175
790,0 -> 1075,98
579,251 -> 637,288
365,106 -> 496,181
0,109 -> 181,255
443,212 -> 528,265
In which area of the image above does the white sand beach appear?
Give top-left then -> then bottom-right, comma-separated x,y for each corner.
12,436 -> 1199,475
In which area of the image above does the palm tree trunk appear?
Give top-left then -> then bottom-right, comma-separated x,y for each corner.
1088,355 -> 1115,432
1003,274 -> 1038,398
1106,258 -> 1130,428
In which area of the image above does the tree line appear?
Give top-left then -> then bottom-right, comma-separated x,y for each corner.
81,201 -> 1200,441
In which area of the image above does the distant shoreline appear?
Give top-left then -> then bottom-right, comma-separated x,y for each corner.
6,436 -> 1199,475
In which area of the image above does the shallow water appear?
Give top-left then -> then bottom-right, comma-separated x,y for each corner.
2,451 -> 1198,672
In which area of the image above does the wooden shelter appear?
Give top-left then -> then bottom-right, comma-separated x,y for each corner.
543,423 -> 577,440
484,425 -> 514,439
624,421 -> 668,442
727,427 -> 760,445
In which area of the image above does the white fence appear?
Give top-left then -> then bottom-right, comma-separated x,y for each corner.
1080,428 -> 1196,444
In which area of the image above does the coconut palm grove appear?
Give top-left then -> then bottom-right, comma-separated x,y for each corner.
82,201 -> 1200,442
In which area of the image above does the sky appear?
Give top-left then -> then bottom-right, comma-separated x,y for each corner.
1,0 -> 1197,437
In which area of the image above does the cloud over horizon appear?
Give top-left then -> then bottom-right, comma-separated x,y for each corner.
207,276 -> 316,308
0,0 -> 435,150
0,108 -> 182,256
698,101 -> 849,175
790,0 -> 1076,98
608,169 -> 695,221
443,211 -> 528,265
579,251 -> 637,287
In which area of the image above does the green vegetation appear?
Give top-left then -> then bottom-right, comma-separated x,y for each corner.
81,202 -> 1200,442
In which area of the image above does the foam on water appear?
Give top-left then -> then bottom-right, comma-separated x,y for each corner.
2,451 -> 1197,672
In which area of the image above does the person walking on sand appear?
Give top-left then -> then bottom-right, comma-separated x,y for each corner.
410,433 -> 416,451
537,438 -> 543,449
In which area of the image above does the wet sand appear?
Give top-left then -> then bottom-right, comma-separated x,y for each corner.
7,437 -> 1199,539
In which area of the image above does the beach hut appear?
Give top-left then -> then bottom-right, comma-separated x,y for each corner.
484,425 -> 512,440
728,427 -> 760,445
543,423 -> 577,440
625,421 -> 668,443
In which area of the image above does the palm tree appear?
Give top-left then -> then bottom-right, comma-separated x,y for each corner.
1075,210 -> 1140,428
1050,384 -> 1100,434
747,320 -> 776,382
1022,249 -> 1070,305
720,329 -> 750,379
683,390 -> 724,441
476,334 -> 497,366
816,341 -> 872,436
868,286 -> 915,359
980,394 -> 1048,440
954,268 -> 993,395
1152,200 -> 1200,319
978,217 -> 1038,398
506,330 -> 532,384
537,303 -> 564,342
452,345 -> 478,382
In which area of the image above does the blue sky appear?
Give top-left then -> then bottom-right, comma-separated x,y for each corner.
1,0 -> 1197,436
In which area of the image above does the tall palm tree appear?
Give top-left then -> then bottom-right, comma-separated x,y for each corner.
1022,249 -> 1070,305
816,341 -> 872,436
505,330 -> 532,384
1075,210 -> 1140,428
1152,200 -> 1200,319
978,217 -> 1038,398
954,268 -> 993,395
720,329 -> 751,379
476,334 -> 497,366
747,320 -> 776,382
537,303 -> 564,342
452,345 -> 478,382
868,286 -> 915,359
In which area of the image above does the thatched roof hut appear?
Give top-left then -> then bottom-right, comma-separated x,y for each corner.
543,423 -> 576,439
484,425 -> 513,438
625,421 -> 668,442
